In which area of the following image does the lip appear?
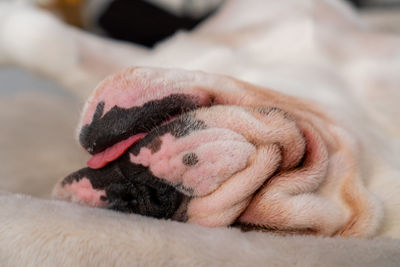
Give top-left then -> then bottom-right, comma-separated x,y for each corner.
86,112 -> 189,169
86,110 -> 197,169
84,93 -> 214,169
80,94 -> 206,156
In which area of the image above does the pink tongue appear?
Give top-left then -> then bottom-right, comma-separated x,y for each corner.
87,133 -> 147,169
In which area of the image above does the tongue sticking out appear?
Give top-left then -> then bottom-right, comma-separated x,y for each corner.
87,133 -> 147,169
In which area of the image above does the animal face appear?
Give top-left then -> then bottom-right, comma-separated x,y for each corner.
53,67 -> 383,237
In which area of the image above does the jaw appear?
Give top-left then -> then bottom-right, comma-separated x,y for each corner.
56,66 -> 383,237
53,155 -> 186,219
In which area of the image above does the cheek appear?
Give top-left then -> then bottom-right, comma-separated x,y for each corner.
130,128 -> 255,197
54,177 -> 107,207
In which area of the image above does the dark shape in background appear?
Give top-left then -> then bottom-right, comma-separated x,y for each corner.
98,0 -> 218,47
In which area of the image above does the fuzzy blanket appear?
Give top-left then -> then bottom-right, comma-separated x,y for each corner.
1,0 -> 400,265
0,191 -> 399,266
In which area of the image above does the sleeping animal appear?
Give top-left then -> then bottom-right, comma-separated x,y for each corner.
53,67 -> 383,237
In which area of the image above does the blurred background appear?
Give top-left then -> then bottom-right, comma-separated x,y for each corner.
0,0 -> 399,198
35,0 -> 400,40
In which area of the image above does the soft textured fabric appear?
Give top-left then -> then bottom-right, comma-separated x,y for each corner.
0,191 -> 400,266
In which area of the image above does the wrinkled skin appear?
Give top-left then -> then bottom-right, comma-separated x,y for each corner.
53,67 -> 382,237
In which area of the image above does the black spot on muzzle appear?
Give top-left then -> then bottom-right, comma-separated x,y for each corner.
61,153 -> 184,219
182,152 -> 199,166
79,94 -> 203,154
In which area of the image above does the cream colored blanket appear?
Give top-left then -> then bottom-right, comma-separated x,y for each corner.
0,190 -> 399,266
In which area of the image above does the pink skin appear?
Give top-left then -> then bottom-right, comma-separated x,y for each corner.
80,68 -> 212,127
179,106 -> 307,227
237,123 -> 345,235
187,145 -> 282,226
130,129 -> 256,197
55,178 -> 107,207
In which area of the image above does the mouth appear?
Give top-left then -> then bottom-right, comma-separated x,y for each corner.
58,161 -> 185,219
80,94 -> 211,169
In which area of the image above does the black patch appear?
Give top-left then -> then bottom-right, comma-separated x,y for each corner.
129,115 -> 206,156
256,107 -> 293,121
61,162 -> 125,189
182,152 -> 199,166
61,153 -> 184,219
105,178 -> 182,219
256,107 -> 280,115
108,153 -> 183,218
147,137 -> 162,153
171,196 -> 190,222
80,94 -> 204,154
92,101 -> 105,122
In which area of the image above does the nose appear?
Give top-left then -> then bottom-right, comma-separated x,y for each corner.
58,137 -> 184,219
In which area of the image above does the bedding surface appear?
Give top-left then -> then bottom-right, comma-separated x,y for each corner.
0,191 -> 400,266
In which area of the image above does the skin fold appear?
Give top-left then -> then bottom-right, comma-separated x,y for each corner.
1,0 -> 400,265
53,67 -> 383,237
